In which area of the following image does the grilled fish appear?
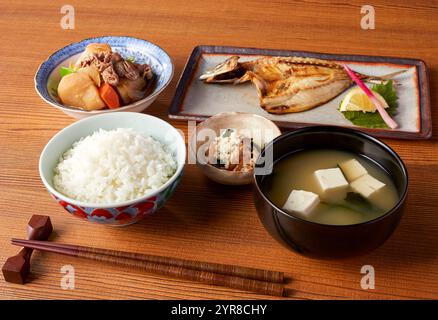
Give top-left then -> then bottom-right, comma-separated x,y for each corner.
200,56 -> 399,114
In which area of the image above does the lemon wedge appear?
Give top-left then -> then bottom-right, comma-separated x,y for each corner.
339,87 -> 389,113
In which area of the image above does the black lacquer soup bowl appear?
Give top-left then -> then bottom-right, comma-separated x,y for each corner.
253,126 -> 408,259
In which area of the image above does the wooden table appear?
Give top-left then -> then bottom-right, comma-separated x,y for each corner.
0,0 -> 437,300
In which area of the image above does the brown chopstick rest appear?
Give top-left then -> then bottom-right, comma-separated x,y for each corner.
2,215 -> 53,284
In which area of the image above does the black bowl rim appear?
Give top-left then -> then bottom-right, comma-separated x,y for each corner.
253,125 -> 409,228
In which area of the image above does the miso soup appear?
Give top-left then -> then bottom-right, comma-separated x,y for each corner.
261,149 -> 399,225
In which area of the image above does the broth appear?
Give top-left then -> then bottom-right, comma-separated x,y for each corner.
261,149 -> 399,225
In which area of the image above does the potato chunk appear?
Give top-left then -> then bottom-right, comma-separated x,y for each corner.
58,73 -> 106,110
77,66 -> 101,87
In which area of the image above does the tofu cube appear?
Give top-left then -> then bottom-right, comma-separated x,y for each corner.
282,190 -> 320,216
350,174 -> 386,199
314,168 -> 349,202
338,159 -> 368,182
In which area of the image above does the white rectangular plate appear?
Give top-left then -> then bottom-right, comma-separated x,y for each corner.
169,46 -> 431,139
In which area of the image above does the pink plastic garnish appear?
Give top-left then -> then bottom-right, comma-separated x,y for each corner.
342,64 -> 398,129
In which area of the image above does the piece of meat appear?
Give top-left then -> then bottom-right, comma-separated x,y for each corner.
111,52 -> 123,63
96,51 -> 113,64
76,51 -> 155,88
115,77 -> 147,104
77,55 -> 98,69
114,60 -> 140,80
77,52 -> 120,86
135,63 -> 154,80
101,66 -> 119,86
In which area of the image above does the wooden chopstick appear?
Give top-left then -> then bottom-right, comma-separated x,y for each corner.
11,238 -> 283,283
11,238 -> 285,297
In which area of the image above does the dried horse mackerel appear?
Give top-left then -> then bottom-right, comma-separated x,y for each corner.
200,56 -> 404,114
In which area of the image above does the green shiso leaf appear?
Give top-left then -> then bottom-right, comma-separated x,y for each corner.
340,80 -> 398,128
59,66 -> 76,77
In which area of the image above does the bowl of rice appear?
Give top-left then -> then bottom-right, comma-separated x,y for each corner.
39,112 -> 185,226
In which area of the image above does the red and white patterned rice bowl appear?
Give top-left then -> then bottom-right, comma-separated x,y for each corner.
39,112 -> 185,226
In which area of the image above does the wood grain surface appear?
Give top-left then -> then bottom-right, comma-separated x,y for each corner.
0,0 -> 437,300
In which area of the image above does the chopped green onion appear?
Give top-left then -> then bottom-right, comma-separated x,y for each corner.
59,66 -> 76,77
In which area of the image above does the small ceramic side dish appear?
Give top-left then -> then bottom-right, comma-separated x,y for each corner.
35,36 -> 173,119
190,112 -> 281,185
39,112 -> 185,226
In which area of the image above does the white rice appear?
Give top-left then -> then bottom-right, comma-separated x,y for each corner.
53,128 -> 177,204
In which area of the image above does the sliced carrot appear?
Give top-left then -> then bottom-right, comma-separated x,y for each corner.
99,83 -> 120,109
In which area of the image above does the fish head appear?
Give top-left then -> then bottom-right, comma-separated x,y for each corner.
199,56 -> 245,83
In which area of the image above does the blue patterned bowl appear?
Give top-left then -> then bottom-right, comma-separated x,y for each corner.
35,36 -> 174,119
39,112 -> 185,226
